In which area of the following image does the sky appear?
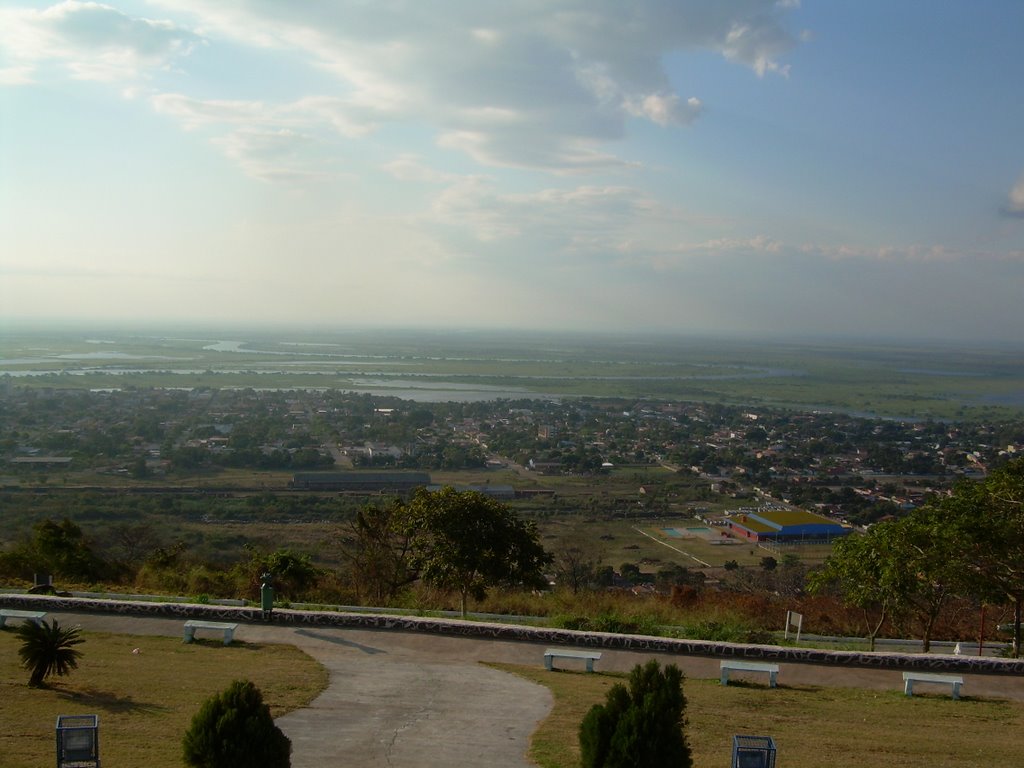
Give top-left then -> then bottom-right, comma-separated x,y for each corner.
2,1 -> 1024,343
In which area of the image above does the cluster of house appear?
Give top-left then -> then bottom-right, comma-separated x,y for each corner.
4,389 -> 1022,515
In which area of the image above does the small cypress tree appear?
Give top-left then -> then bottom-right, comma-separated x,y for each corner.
580,683 -> 630,767
579,660 -> 692,768
183,679 -> 291,768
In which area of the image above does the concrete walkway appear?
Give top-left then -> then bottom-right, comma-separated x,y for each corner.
51,612 -> 553,768
272,629 -> 552,767
47,612 -> 1024,767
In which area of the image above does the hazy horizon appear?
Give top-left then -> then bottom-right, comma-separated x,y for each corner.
5,319 -> 1024,354
3,2 -> 1024,343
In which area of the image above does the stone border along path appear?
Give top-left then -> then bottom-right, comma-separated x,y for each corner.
6,596 -> 1024,766
4,594 -> 1023,675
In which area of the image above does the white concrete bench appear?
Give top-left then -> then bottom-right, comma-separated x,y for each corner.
720,660 -> 780,688
902,671 -> 963,700
183,620 -> 238,645
0,609 -> 47,628
544,648 -> 602,672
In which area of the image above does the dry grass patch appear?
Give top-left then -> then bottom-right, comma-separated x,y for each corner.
491,664 -> 1024,768
0,627 -> 327,768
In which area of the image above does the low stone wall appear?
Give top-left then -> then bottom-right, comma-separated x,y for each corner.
3,593 -> 1022,675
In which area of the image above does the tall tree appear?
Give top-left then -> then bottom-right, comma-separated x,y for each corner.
812,459 -> 1024,656
886,507 -> 965,652
28,518 -> 106,581
809,523 -> 909,651
939,459 -> 1024,657
552,543 -> 603,594
17,619 -> 84,688
404,487 -> 549,617
336,501 -> 415,604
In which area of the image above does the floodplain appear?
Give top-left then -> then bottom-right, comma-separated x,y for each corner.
3,328 -> 1024,419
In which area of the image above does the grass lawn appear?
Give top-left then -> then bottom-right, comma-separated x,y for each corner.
492,664 -> 1024,768
0,627 -> 327,768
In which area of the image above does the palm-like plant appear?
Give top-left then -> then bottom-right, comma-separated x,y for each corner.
16,619 -> 84,687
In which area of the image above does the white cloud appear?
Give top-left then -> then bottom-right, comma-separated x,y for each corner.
428,181 -> 649,242
0,64 -> 34,84
382,154 -> 455,183
151,93 -> 269,129
0,1 -> 201,83
1005,172 -> 1024,218
612,234 -> 1024,273
409,177 -> 1003,278
623,93 -> 703,126
435,129 -> 632,173
211,128 -> 331,183
150,92 -> 380,179
417,178 -> 715,268
3,1 -> 800,175
151,92 -> 376,136
142,0 -> 800,171
723,22 -> 793,77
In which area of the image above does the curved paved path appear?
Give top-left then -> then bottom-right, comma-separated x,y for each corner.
272,629 -> 551,767
47,611 -> 1024,767
52,612 -> 553,768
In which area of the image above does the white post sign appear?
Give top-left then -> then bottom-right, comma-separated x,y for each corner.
784,610 -> 803,642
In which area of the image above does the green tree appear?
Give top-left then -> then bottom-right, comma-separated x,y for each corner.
130,456 -> 150,479
655,564 -> 704,591
552,545 -> 601,594
182,679 -> 291,768
781,553 -> 802,569
809,524 -> 908,651
937,459 -> 1024,657
404,487 -> 549,617
813,461 -> 1024,655
336,501 -> 416,604
885,507 -> 965,652
579,660 -> 692,768
28,518 -> 107,581
107,522 -> 163,568
236,547 -> 319,601
619,562 -> 642,582
17,619 -> 84,688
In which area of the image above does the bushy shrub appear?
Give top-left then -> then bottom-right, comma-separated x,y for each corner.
186,564 -> 232,596
551,611 -> 662,636
579,660 -> 692,768
679,618 -> 753,643
134,561 -> 188,594
550,614 -> 590,631
182,679 -> 291,768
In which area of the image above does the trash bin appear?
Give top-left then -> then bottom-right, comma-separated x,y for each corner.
732,735 -> 776,768
57,714 -> 99,767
